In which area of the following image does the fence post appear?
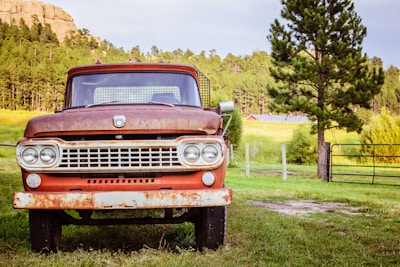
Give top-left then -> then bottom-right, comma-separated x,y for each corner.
281,143 -> 287,180
321,142 -> 331,182
245,143 -> 250,177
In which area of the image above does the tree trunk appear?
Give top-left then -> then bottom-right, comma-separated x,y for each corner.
316,48 -> 326,179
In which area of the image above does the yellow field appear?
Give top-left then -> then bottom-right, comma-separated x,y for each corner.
0,109 -> 48,127
242,119 -> 360,145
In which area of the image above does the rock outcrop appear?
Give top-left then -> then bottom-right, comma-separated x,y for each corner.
0,0 -> 77,41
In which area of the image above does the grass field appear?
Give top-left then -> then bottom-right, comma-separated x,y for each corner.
1,110 -> 399,266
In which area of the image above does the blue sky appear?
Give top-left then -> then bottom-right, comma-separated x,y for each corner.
44,0 -> 400,69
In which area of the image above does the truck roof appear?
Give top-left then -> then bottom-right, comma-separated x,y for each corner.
67,63 -> 211,108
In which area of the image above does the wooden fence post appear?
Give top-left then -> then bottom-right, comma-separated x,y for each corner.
321,142 -> 331,182
281,143 -> 287,180
245,143 -> 250,177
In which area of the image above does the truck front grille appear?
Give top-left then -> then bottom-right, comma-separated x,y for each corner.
18,138 -> 222,173
60,147 -> 180,169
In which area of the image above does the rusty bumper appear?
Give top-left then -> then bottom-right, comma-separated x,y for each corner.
13,188 -> 232,210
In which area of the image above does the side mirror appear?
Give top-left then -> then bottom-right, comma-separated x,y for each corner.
217,101 -> 234,136
218,101 -> 234,113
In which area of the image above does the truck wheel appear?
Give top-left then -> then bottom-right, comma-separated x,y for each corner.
29,210 -> 62,253
194,206 -> 227,250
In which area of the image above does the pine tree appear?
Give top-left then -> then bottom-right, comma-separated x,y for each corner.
375,65 -> 400,114
267,0 -> 385,179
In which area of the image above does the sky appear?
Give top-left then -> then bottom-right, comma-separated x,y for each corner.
43,0 -> 400,69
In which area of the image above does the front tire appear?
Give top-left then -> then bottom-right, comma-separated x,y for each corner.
29,210 -> 62,253
194,206 -> 227,250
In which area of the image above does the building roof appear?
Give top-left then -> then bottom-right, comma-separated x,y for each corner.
246,114 -> 312,123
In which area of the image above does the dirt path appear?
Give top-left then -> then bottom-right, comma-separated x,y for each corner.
249,200 -> 367,216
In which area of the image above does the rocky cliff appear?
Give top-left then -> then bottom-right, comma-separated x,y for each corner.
0,0 -> 77,41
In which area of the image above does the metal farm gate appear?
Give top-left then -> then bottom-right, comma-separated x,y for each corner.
330,144 -> 400,186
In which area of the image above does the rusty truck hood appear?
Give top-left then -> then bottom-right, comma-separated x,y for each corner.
24,106 -> 221,137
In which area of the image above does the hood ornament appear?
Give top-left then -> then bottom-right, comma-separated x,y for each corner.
113,115 -> 126,128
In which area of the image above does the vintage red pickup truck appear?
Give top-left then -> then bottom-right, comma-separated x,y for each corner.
13,62 -> 234,252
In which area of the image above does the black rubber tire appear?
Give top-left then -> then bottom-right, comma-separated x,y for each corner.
29,210 -> 62,253
194,206 -> 227,250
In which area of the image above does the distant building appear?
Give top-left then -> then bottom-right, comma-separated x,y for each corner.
246,114 -> 312,123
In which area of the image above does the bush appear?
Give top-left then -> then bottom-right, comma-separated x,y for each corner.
225,108 -> 242,146
359,109 -> 400,163
286,124 -> 317,164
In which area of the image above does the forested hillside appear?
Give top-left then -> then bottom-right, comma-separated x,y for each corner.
0,19 -> 399,119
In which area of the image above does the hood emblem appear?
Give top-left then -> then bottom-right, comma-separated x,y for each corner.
113,115 -> 126,128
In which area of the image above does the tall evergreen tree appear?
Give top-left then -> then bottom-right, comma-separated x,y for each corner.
376,65 -> 400,114
267,0 -> 385,179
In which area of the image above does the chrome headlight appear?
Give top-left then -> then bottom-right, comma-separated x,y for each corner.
17,143 -> 60,169
202,145 -> 219,162
183,145 -> 200,163
21,147 -> 39,164
179,142 -> 222,165
40,147 -> 57,164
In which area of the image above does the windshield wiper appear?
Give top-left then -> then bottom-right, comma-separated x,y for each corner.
85,100 -> 122,108
148,101 -> 175,107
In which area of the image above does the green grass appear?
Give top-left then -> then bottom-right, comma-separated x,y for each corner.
1,111 -> 400,266
0,109 -> 49,158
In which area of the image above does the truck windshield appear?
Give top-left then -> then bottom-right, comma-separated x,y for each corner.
67,72 -> 202,108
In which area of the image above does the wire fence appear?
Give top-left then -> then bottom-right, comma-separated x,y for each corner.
330,143 -> 400,186
0,143 -> 16,147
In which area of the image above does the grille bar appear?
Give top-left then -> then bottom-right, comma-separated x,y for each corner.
60,147 -> 180,169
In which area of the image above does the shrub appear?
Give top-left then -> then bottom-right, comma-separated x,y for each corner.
359,109 -> 400,163
286,124 -> 317,164
223,108 -> 242,147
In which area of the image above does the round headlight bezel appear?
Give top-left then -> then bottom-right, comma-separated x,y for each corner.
201,145 -> 219,162
21,147 -> 39,165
